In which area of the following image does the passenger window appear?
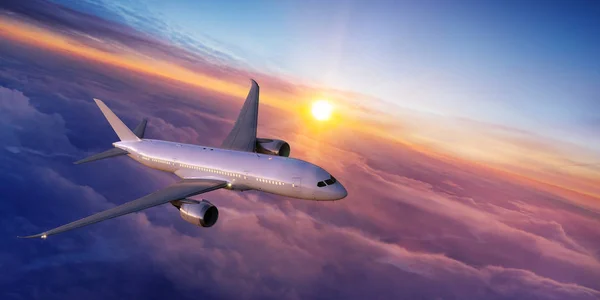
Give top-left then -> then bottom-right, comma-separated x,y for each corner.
317,181 -> 326,187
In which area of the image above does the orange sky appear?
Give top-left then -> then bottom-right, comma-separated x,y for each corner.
0,15 -> 410,150
1,14 -> 599,204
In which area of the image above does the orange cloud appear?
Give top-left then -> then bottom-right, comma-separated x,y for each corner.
0,16 -> 249,99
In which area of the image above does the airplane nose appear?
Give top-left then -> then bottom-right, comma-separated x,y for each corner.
336,184 -> 348,200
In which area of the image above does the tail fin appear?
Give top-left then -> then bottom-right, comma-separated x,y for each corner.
133,118 -> 148,138
93,98 -> 140,142
74,118 -> 147,165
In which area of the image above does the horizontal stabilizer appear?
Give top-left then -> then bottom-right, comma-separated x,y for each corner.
73,148 -> 129,165
94,98 -> 140,142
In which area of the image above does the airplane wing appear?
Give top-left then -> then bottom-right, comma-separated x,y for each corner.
220,79 -> 259,152
19,179 -> 227,239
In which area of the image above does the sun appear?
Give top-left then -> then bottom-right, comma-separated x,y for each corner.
311,100 -> 333,121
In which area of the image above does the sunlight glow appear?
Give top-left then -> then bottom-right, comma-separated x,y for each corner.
311,100 -> 333,121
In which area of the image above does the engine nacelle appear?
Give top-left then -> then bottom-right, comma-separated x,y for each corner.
256,138 -> 291,157
177,199 -> 218,227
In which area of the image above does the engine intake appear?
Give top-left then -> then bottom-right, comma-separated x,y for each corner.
256,138 -> 291,157
176,199 -> 218,227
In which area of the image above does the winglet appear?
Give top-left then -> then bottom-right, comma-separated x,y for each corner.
93,99 -> 140,142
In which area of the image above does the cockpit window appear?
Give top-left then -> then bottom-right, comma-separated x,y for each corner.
318,176 -> 337,187
324,176 -> 337,185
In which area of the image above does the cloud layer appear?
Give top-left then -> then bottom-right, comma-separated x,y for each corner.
0,2 -> 599,300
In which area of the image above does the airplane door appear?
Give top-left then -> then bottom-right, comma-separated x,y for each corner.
292,177 -> 301,188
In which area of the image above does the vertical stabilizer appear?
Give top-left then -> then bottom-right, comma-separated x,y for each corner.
220,79 -> 259,151
93,98 -> 140,142
133,118 -> 148,138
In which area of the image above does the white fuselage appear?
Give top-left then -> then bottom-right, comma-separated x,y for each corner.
114,139 -> 347,201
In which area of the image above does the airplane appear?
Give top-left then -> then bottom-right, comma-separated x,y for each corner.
20,80 -> 347,239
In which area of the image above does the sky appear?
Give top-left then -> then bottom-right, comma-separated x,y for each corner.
0,0 -> 599,299
50,0 -> 600,148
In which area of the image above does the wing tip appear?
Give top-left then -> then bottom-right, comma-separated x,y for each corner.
93,98 -> 107,109
18,233 -> 48,239
250,79 -> 259,87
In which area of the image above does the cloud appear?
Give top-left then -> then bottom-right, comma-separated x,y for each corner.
0,86 -> 78,157
3,86 -> 597,300
482,266 -> 600,300
2,82 -> 600,300
125,199 -> 600,300
2,52 -> 600,298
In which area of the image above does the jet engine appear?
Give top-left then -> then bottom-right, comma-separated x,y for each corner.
256,138 -> 291,157
175,199 -> 218,227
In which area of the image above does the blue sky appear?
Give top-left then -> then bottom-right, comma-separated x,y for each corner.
52,0 -> 600,150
